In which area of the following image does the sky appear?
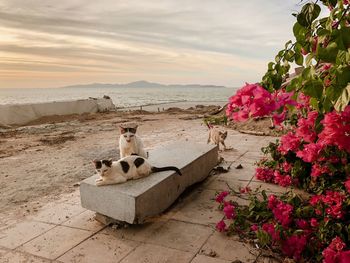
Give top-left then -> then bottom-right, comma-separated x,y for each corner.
0,0 -> 306,88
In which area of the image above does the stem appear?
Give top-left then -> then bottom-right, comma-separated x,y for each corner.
335,5 -> 350,28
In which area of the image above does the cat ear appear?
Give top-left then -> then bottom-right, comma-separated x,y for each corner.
107,159 -> 113,167
119,126 -> 126,134
224,131 -> 228,135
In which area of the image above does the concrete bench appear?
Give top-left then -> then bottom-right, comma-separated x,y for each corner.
80,141 -> 218,224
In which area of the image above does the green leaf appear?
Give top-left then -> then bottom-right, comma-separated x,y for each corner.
340,28 -> 350,48
336,50 -> 350,64
317,42 -> 339,63
334,84 -> 350,112
295,53 -> 304,66
303,79 -> 324,99
293,22 -> 308,43
286,76 -> 302,92
310,98 -> 319,110
335,66 -> 350,89
305,53 -> 314,66
297,3 -> 321,27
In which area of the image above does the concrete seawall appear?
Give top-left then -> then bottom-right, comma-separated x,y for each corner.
0,98 -> 115,126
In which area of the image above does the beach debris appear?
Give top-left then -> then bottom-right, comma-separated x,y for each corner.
236,164 -> 243,169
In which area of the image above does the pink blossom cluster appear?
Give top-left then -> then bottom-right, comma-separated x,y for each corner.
322,237 -> 350,263
281,234 -> 307,261
215,191 -> 236,232
318,106 -> 350,153
268,195 -> 294,227
226,83 -> 296,123
255,164 -> 293,187
309,191 -> 346,219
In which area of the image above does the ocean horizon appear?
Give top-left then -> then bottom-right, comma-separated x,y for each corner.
0,86 -> 237,108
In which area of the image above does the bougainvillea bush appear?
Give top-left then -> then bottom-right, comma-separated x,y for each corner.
217,0 -> 350,262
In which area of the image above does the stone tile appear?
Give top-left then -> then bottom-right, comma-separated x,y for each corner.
0,246 -> 10,256
219,164 -> 256,181
200,232 -> 257,262
57,233 -> 139,263
147,220 -> 213,252
0,221 -> 54,249
57,190 -> 81,205
62,210 -> 105,232
20,225 -> 92,260
171,189 -> 223,225
29,202 -> 86,224
191,254 -> 231,263
120,244 -> 193,263
204,176 -> 287,194
1,250 -> 51,263
100,217 -> 168,243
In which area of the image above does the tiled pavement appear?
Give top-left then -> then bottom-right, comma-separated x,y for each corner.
0,131 -> 285,263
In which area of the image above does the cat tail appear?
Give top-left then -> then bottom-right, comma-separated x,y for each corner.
151,166 -> 182,176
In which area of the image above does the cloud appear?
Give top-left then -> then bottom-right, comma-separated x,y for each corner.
0,0 -> 305,88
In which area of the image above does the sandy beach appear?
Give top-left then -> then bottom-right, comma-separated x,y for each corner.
0,101 -> 279,227
0,104 -> 220,221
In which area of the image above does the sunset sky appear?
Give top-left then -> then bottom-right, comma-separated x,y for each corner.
0,1 -> 310,89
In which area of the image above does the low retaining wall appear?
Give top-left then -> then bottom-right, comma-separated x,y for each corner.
0,98 -> 115,126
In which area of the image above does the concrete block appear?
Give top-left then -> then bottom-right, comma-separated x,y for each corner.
80,141 -> 218,224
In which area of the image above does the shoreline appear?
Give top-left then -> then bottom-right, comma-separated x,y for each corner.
120,100 -> 227,112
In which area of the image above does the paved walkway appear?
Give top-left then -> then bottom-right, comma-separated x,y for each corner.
0,132 -> 284,263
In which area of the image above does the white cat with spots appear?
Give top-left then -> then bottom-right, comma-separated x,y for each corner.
119,125 -> 147,158
93,155 -> 182,186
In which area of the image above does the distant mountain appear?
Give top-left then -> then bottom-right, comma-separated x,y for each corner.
60,81 -> 228,89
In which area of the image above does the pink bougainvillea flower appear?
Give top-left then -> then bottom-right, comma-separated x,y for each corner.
273,90 -> 297,109
311,163 -> 331,178
319,106 -> 350,153
344,178 -> 350,194
223,203 -> 236,219
274,171 -> 292,187
296,143 -> 322,163
281,234 -> 307,261
296,219 -> 309,230
255,167 -> 274,182
339,250 -> 350,263
216,220 -> 227,232
272,111 -> 287,126
329,237 -> 346,251
240,186 -> 251,193
295,111 -> 318,143
274,201 -> 294,227
268,195 -> 293,227
215,191 -> 229,203
262,223 -> 281,242
278,132 -> 301,154
322,236 -> 347,263
282,161 -> 292,173
311,191 -> 346,219
310,218 -> 319,228
268,195 -> 278,209
251,224 -> 258,231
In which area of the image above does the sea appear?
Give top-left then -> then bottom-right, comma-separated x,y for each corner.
0,86 -> 237,108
